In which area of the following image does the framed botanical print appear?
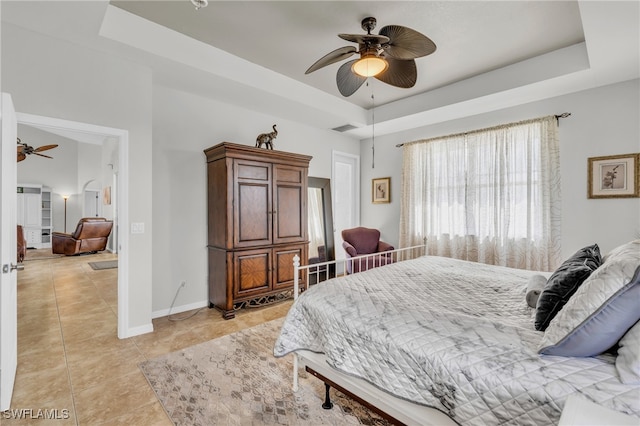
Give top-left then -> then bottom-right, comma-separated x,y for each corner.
588,153 -> 640,198
372,177 -> 391,204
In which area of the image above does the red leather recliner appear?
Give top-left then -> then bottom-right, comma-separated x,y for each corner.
341,227 -> 394,274
52,218 -> 113,255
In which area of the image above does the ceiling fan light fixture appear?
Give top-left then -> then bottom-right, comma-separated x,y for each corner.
352,54 -> 388,77
190,0 -> 208,10
307,16 -> 435,96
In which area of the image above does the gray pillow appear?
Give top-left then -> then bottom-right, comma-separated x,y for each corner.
538,241 -> 640,357
534,244 -> 602,331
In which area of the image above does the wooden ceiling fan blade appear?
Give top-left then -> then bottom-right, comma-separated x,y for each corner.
34,144 -> 58,152
17,152 -> 26,162
375,58 -> 417,88
337,60 -> 367,97
306,46 -> 357,74
379,25 -> 436,59
33,152 -> 53,159
338,33 -> 390,45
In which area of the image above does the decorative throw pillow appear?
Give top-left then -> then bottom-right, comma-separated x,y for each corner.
603,239 -> 640,263
525,275 -> 547,308
534,244 -> 602,331
616,320 -> 640,384
538,240 -> 640,357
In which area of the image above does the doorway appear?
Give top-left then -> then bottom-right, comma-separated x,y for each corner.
83,188 -> 102,219
331,151 -> 360,265
15,112 -> 131,339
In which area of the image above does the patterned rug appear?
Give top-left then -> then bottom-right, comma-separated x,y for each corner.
139,318 -> 390,425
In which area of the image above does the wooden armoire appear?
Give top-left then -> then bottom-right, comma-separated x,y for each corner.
204,142 -> 312,319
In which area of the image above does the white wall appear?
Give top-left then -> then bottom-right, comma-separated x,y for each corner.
151,86 -> 360,315
9,10 -> 635,327
360,79 -> 640,260
17,125 -> 78,232
77,143 -> 102,193
4,19 -> 361,326
3,23 -> 154,333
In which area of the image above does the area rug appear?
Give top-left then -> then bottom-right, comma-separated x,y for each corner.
139,318 -> 390,425
88,260 -> 118,270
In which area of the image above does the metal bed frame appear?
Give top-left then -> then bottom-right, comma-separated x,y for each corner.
289,243 -> 457,425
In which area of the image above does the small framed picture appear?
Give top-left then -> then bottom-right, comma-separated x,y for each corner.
588,153 -> 640,198
103,186 -> 112,205
372,177 -> 391,204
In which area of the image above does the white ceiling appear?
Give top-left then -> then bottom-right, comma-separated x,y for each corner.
2,1 -> 639,140
109,1 -> 585,108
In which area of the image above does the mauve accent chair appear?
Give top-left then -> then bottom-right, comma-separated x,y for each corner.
341,227 -> 394,274
52,217 -> 113,255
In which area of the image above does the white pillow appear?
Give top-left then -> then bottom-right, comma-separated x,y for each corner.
603,239 -> 640,263
617,320 -> 640,384
538,240 -> 640,357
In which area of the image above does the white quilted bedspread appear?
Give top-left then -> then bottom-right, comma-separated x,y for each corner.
273,255 -> 640,425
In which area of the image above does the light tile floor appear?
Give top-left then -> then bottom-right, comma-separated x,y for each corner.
4,251 -> 291,425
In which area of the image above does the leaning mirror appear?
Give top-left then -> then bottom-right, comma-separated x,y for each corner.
308,177 -> 335,283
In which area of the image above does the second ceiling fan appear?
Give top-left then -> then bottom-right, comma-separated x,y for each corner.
305,17 -> 437,97
17,138 -> 58,162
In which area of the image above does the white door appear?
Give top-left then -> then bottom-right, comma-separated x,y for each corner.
331,151 -> 360,263
84,190 -> 100,218
0,93 -> 19,410
23,193 -> 41,227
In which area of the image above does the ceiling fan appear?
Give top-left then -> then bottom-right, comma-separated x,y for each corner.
17,138 -> 58,162
305,17 -> 437,97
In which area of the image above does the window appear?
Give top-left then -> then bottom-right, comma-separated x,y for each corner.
399,116 -> 561,271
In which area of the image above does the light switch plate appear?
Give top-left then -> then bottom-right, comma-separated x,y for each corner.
131,222 -> 145,234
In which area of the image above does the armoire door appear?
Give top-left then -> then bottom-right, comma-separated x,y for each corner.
233,159 -> 272,248
233,248 -> 272,299
273,165 -> 307,245
272,244 -> 306,290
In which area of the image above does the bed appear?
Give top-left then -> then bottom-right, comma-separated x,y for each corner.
273,240 -> 640,425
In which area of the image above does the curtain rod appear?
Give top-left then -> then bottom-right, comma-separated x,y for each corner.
395,112 -> 572,148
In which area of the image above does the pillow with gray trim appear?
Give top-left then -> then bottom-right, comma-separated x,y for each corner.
616,320 -> 640,384
534,243 -> 601,331
538,240 -> 640,357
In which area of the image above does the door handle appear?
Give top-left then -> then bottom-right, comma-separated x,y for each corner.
2,263 -> 25,273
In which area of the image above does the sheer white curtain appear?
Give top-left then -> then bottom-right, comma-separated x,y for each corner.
399,116 -> 561,271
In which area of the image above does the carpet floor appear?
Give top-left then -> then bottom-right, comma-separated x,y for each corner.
139,318 -> 390,425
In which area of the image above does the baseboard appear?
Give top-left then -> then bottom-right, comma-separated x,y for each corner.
152,300 -> 209,319
120,322 -> 154,339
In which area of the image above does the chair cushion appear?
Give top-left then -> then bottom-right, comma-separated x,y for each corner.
72,217 -> 108,238
76,221 -> 113,239
342,227 -> 381,255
